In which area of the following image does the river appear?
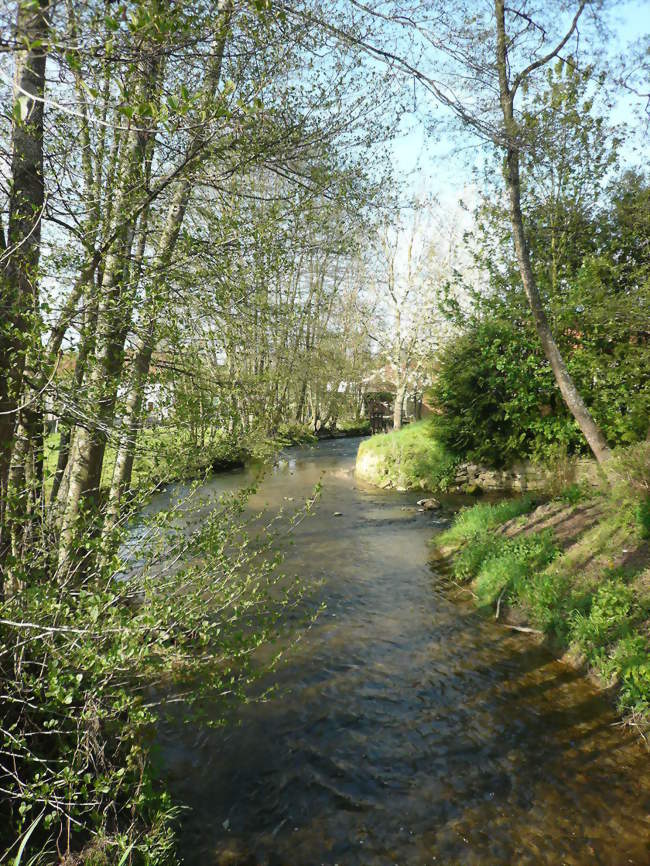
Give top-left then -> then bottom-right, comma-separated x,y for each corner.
154,436 -> 650,865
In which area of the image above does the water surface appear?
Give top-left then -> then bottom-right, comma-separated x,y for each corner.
158,437 -> 650,865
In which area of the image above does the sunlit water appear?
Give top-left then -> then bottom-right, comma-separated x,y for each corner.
151,437 -> 649,865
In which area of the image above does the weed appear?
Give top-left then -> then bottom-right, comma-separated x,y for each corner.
473,530 -> 558,607
558,483 -> 584,505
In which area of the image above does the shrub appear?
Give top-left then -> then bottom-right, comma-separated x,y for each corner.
0,489 -> 309,864
429,313 -> 649,465
276,421 -> 318,445
452,533 -> 501,581
569,581 -> 637,661
635,497 -> 650,540
429,319 -> 583,466
337,418 -> 371,435
609,635 -> 650,714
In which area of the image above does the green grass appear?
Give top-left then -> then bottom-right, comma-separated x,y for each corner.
437,491 -> 650,723
437,495 -> 537,548
356,420 -> 458,491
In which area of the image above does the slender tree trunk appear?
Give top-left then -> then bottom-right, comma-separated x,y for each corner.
101,4 -> 234,548
494,0 -> 611,465
393,381 -> 406,431
57,133 -> 151,570
0,0 -> 50,575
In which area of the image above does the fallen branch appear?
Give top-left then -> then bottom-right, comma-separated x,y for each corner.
502,623 -> 543,635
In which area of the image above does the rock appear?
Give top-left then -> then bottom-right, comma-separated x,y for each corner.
464,483 -> 483,496
333,511 -> 343,516
416,498 -> 440,510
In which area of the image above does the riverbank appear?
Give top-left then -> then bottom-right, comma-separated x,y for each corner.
355,421 -> 604,494
355,420 -> 458,491
432,478 -> 650,734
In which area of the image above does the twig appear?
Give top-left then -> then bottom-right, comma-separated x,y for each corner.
495,587 -> 505,620
502,623 -> 542,634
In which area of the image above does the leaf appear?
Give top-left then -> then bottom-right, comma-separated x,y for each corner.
116,842 -> 135,866
12,812 -> 43,866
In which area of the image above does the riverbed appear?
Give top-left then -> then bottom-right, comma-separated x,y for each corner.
155,437 -> 650,865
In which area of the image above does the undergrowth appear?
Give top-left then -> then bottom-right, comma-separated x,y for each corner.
356,421 -> 459,491
436,480 -> 650,724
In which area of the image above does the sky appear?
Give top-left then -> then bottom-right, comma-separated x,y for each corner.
388,0 -> 650,205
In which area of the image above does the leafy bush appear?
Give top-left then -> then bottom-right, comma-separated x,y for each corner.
0,489 -> 310,864
635,497 -> 650,540
275,421 -> 318,445
336,418 -> 371,435
558,483 -> 585,505
569,582 -> 637,661
429,318 -> 583,466
608,635 -> 650,714
452,533 -> 501,581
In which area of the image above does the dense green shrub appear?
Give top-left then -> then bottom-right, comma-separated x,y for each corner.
635,497 -> 650,540
473,530 -> 558,606
429,319 -> 570,466
431,169 -> 650,466
429,312 -> 649,466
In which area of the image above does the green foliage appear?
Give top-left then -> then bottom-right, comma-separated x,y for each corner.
569,581 -> 636,658
635,497 -> 650,540
433,63 -> 649,466
430,318 -> 569,466
608,635 -> 650,715
558,483 -> 585,505
440,489 -> 650,720
356,421 -> 458,491
0,488 -> 312,864
275,421 -> 318,445
610,441 -> 650,495
336,417 -> 371,435
452,532 -> 501,581
473,530 -> 558,606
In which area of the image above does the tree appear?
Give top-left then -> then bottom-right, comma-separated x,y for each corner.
307,0 -> 617,462
0,0 -> 50,575
368,201 -> 457,429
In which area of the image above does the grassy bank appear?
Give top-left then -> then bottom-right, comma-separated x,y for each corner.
355,421 -> 458,491
434,450 -> 650,730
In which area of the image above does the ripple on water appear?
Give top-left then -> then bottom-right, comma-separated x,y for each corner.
152,438 -> 650,866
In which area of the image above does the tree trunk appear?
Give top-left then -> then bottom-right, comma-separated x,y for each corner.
0,0 -> 50,574
100,5 -> 234,550
494,0 -> 611,465
393,382 -> 406,431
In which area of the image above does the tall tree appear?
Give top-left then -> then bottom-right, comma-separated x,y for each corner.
307,0 -> 616,462
0,0 -> 50,577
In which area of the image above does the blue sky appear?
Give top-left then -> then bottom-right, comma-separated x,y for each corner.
388,0 -> 650,202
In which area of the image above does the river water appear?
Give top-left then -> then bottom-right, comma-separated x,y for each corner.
156,437 -> 650,865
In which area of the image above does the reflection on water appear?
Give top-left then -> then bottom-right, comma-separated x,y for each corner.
154,437 -> 650,865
